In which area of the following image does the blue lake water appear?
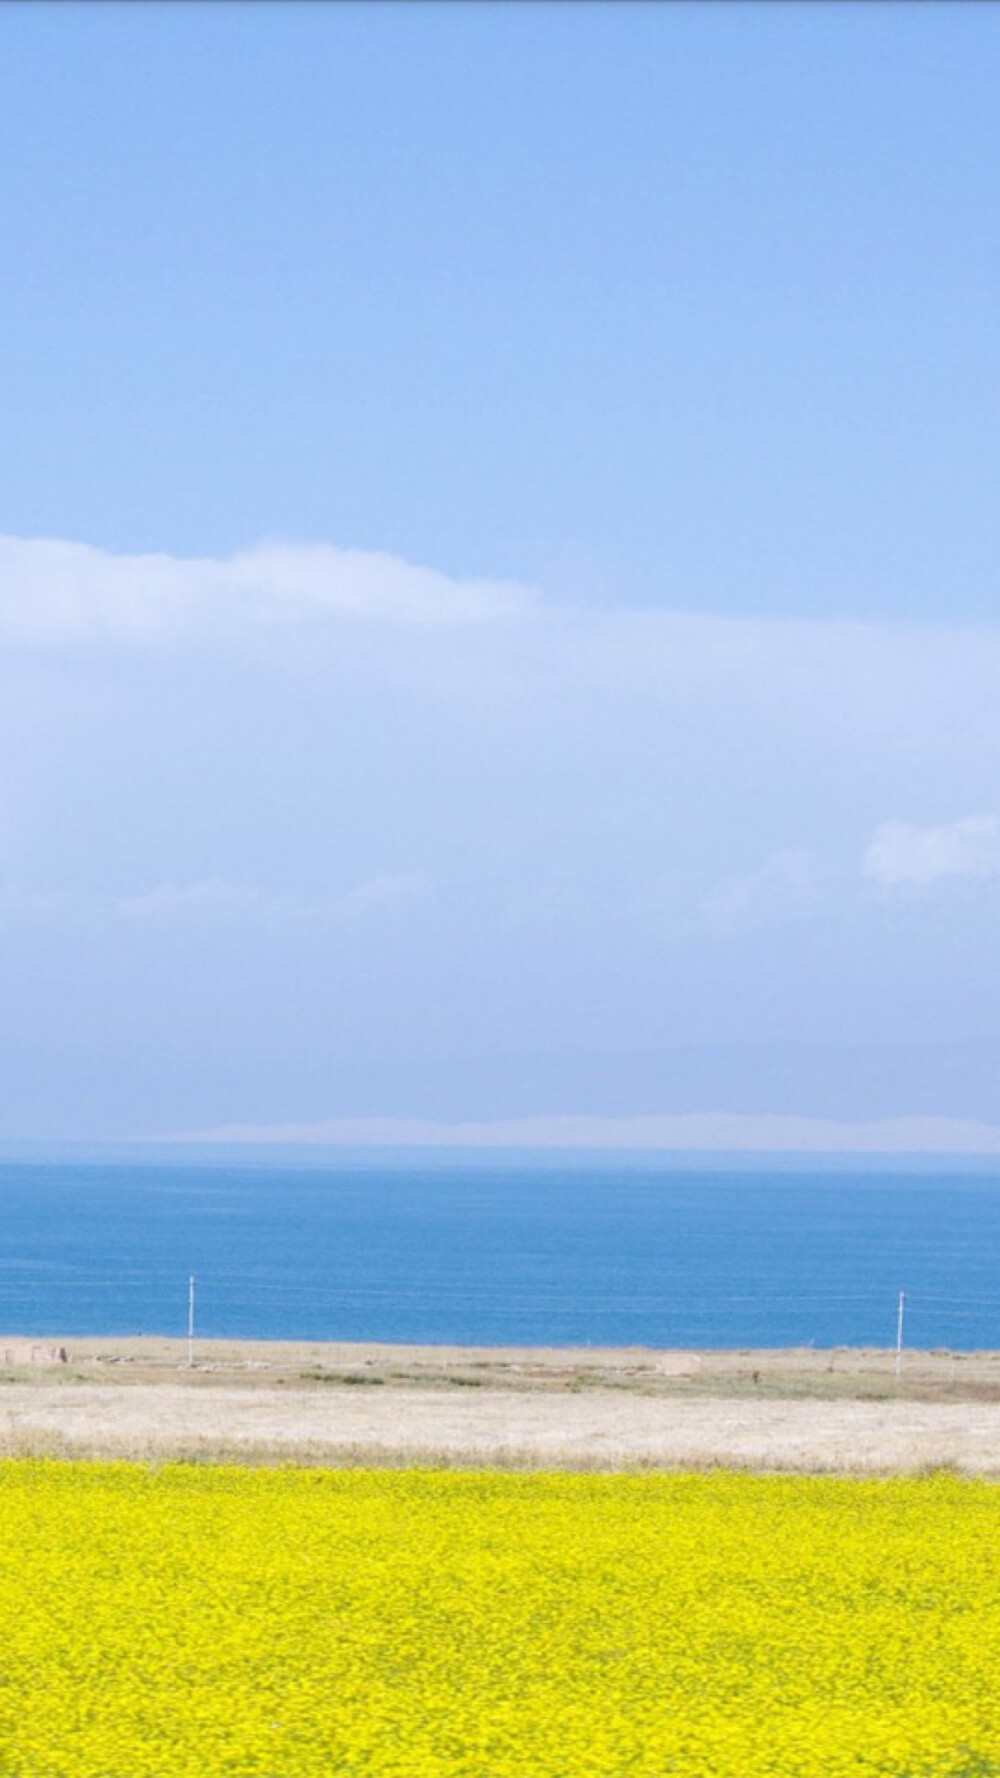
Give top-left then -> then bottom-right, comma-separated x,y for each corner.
2,1152 -> 1000,1349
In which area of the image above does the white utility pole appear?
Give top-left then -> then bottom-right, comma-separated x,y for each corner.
187,1274 -> 196,1369
895,1289 -> 905,1378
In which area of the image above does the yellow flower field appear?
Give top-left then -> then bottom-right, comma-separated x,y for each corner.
0,1461 -> 998,1777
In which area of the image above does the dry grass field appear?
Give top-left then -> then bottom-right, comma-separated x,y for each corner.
3,1339 -> 1000,1472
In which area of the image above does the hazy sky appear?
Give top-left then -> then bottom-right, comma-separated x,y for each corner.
2,4 -> 999,1144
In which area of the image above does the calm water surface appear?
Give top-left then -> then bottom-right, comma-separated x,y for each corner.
2,1154 -> 1000,1348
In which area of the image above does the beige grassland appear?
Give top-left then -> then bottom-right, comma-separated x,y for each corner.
3,1339 -> 1000,1472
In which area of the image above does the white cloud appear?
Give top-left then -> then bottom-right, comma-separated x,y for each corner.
6,531 -> 1000,1134
0,885 -> 75,924
0,536 -> 534,648
702,848 -> 822,932
4,536 -> 1000,763
114,879 -> 264,919
344,871 -> 430,912
0,871 -> 432,931
0,879 -> 265,929
864,816 -> 1000,887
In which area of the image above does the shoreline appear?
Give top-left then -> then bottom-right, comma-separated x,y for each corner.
6,1336 -> 1000,1398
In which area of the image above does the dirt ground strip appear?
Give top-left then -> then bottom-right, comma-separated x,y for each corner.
2,1340 -> 1000,1470
7,1336 -> 1000,1398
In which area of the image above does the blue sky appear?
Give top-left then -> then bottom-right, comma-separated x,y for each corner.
2,3 -> 1000,1146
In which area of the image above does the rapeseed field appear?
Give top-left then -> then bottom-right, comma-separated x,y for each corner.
0,1461 -> 997,1777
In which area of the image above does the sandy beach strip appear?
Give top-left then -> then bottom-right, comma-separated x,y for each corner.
3,1380 -> 1000,1472
3,1339 -> 1000,1471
